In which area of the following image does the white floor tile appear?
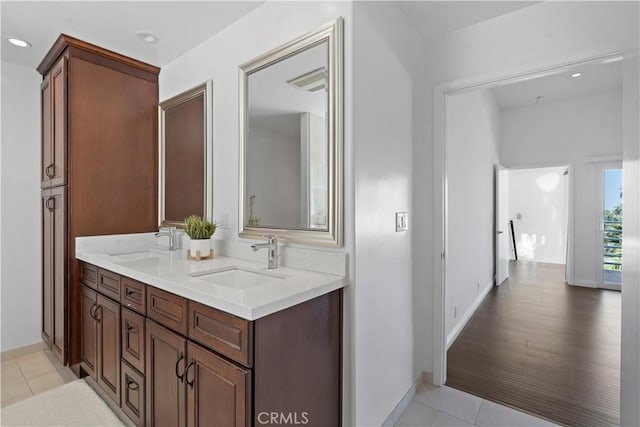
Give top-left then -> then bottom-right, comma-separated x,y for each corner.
413,384 -> 482,424
431,411 -> 476,427
395,401 -> 439,427
475,400 -> 559,427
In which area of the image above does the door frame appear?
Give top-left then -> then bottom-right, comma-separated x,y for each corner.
432,49 -> 626,387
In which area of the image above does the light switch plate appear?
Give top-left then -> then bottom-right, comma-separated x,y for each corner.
395,212 -> 408,232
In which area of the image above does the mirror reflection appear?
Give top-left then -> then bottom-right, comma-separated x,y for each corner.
159,81 -> 213,227
245,41 -> 329,230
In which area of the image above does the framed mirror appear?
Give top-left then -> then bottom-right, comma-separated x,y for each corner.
159,81 -> 213,227
239,18 -> 343,246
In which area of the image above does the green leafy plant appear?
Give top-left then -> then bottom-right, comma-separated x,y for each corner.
183,215 -> 216,240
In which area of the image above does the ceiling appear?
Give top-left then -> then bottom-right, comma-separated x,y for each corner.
492,59 -> 623,110
1,1 -> 264,69
397,1 -> 540,40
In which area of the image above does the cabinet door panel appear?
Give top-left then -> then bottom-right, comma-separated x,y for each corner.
122,307 -> 145,374
80,285 -> 97,378
146,319 -> 186,427
121,360 -> 145,427
187,341 -> 249,427
147,287 -> 187,335
41,190 -> 53,346
97,294 -> 120,405
50,57 -> 66,187
51,186 -> 66,364
41,77 -> 52,187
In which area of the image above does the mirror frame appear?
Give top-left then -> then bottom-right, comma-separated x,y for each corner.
158,80 -> 213,227
238,18 -> 343,247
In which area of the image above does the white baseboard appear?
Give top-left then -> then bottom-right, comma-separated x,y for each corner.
381,371 -> 429,427
446,282 -> 493,349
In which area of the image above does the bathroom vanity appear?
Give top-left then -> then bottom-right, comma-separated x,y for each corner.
75,234 -> 344,427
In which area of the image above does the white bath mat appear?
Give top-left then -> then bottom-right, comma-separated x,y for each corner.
0,379 -> 125,426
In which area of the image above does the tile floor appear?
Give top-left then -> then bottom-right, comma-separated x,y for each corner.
395,383 -> 559,427
3,344 -> 559,427
1,343 -> 77,408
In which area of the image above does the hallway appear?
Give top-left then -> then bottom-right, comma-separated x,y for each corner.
447,262 -> 621,426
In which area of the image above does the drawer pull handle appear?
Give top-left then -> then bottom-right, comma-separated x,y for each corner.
89,303 -> 98,320
126,378 -> 139,391
125,289 -> 140,297
175,353 -> 185,382
94,305 -> 102,322
45,196 -> 55,211
185,360 -> 195,388
45,163 -> 55,178
127,324 -> 138,333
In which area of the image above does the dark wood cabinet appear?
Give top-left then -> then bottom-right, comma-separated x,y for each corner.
38,34 -> 159,366
80,287 -> 121,406
146,319 -> 187,427
41,186 -> 66,363
41,57 -> 66,189
121,361 -> 145,427
122,308 -> 145,374
77,262 -> 342,427
80,285 -> 97,378
96,294 -> 121,405
186,341 -> 250,427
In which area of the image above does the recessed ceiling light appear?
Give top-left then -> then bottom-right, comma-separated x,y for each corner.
8,38 -> 31,48
571,72 -> 582,78
136,31 -> 159,44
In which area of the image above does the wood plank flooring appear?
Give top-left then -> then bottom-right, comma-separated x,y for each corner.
446,262 -> 621,427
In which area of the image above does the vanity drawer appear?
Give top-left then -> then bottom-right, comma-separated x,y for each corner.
189,301 -> 253,367
121,277 -> 146,315
121,360 -> 145,427
97,269 -> 121,302
79,262 -> 98,290
147,287 -> 188,335
122,308 -> 145,374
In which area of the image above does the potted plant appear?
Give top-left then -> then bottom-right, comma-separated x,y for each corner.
184,215 -> 216,260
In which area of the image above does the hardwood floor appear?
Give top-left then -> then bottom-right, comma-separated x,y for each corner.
447,261 -> 621,427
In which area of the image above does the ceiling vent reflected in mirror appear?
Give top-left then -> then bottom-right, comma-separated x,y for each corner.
287,67 -> 327,92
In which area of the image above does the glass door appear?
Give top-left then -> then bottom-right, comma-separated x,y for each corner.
603,168 -> 623,286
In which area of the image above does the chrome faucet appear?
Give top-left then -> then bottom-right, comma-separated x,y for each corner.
155,226 -> 180,251
251,235 -> 279,269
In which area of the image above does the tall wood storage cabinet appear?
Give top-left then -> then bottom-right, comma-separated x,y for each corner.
39,34 -> 160,365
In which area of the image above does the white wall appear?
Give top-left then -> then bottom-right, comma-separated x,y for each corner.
352,2 -> 425,425
507,167 -> 568,265
501,91 -> 622,284
620,55 -> 640,427
0,61 -> 43,351
445,89 -> 499,340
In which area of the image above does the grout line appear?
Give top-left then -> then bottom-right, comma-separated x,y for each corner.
474,400 -> 485,425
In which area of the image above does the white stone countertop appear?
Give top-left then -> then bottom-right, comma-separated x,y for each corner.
76,238 -> 345,321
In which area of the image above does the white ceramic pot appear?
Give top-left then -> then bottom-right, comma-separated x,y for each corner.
189,238 -> 212,260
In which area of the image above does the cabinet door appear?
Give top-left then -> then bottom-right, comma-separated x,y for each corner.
41,57 -> 66,188
50,186 -> 67,363
122,307 -> 145,374
80,285 -> 97,378
121,360 -> 145,427
186,341 -> 249,427
146,320 -> 187,427
96,294 -> 120,405
41,189 -> 53,346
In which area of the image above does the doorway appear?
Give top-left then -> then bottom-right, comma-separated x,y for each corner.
602,167 -> 623,289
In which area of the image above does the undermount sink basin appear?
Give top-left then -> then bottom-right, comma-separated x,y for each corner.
190,266 -> 289,290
